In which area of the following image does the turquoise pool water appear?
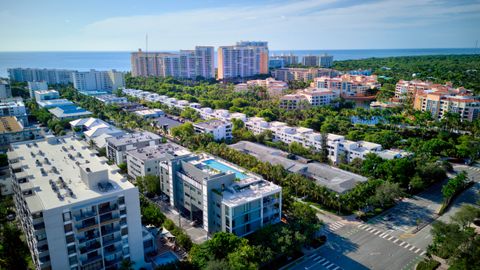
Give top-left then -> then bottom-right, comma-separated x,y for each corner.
153,251 -> 178,266
203,159 -> 248,180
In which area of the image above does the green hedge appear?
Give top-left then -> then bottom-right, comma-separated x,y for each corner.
416,259 -> 440,270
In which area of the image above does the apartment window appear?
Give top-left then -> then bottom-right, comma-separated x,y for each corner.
63,212 -> 71,222
67,245 -> 76,255
123,247 -> 130,256
118,196 -> 125,205
121,227 -> 128,236
120,209 -> 127,216
68,256 -> 77,265
66,234 -> 75,244
64,223 -> 73,233
36,232 -> 47,241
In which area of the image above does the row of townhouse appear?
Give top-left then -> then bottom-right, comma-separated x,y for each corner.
245,117 -> 408,163
121,88 -> 409,162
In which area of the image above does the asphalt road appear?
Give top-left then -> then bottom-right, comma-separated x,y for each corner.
290,164 -> 480,270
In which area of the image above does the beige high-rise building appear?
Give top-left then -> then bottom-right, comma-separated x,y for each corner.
217,41 -> 269,80
131,46 -> 214,79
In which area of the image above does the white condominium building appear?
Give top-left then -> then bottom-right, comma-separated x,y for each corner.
245,117 -> 407,164
0,80 -> 13,99
8,68 -> 74,84
217,41 -> 269,79
106,132 -> 162,165
72,70 -> 125,92
8,136 -> 145,270
0,98 -> 28,125
28,81 -> 49,98
131,46 -> 215,79
193,119 -> 233,141
34,90 -> 60,102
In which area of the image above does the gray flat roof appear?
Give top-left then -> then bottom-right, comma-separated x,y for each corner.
126,142 -> 190,161
229,141 -> 366,193
106,131 -> 161,147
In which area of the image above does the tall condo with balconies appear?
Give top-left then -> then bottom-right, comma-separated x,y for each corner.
8,136 -> 145,270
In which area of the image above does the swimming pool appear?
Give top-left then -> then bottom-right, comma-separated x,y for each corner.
153,251 -> 178,266
203,159 -> 248,180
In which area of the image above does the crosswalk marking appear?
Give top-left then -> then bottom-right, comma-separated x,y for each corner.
415,248 -> 422,254
322,260 -> 330,266
374,230 -> 382,235
404,244 -> 411,249
409,246 -> 416,251
358,224 -> 367,229
388,236 -> 394,240
333,267 -> 340,270
382,234 -> 390,238
379,233 -> 387,237
393,239 -> 399,243
420,251 -> 426,256
399,241 -> 406,247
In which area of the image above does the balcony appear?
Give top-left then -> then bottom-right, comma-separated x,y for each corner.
104,257 -> 122,267
102,235 -> 122,246
79,241 -> 101,254
101,225 -> 120,236
99,213 -> 120,224
73,210 -> 97,222
99,204 -> 118,215
77,232 -> 100,244
81,254 -> 102,266
75,218 -> 98,232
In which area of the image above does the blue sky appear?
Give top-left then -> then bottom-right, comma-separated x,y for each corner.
1,0 -> 479,51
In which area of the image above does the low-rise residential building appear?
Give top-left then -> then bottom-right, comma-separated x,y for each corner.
394,80 -> 434,101
0,80 -> 12,99
280,88 -> 338,109
106,132 -> 162,165
230,141 -> 367,193
126,143 -> 190,179
8,136 -> 146,270
272,68 -> 337,82
34,90 -> 60,102
413,87 -> 480,121
49,105 -> 92,120
158,152 -> 282,237
0,98 -> 28,125
134,109 -> 165,119
193,119 -> 233,141
244,117 -> 406,164
313,74 -> 380,98
235,78 -> 288,97
28,81 -> 49,98
70,118 -> 126,148
0,116 -> 42,147
95,95 -> 128,105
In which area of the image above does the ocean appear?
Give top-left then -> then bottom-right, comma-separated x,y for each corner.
0,48 -> 477,78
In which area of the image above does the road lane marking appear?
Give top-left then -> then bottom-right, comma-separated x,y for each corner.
399,241 -> 406,247
393,239 -> 399,243
379,233 -> 387,237
322,260 -> 330,266
382,234 -> 390,238
409,246 -> 416,251
358,224 -> 367,229
388,236 -> 395,240
404,244 -> 411,249
415,248 -> 422,254
420,251 -> 426,256
366,227 -> 375,232
374,230 -> 382,235
326,263 -> 335,269
333,267 -> 340,270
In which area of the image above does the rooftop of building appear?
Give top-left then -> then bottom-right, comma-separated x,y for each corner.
0,116 -> 23,133
37,99 -> 74,107
8,136 -> 134,212
0,98 -> 25,107
229,141 -> 366,193
49,105 -> 92,117
221,178 -> 281,207
134,109 -> 164,116
106,131 -> 161,147
193,119 -> 230,130
126,142 -> 190,161
95,94 -> 127,101
34,89 -> 59,95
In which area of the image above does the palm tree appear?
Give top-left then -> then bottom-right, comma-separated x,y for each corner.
119,259 -> 135,270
